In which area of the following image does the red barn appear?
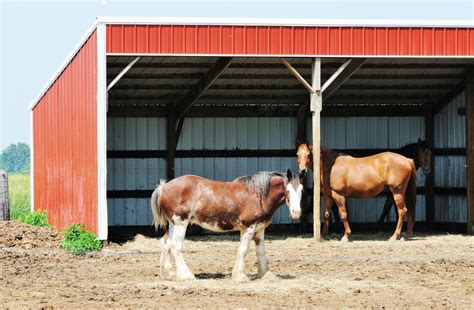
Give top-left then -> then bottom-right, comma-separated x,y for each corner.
30,17 -> 474,240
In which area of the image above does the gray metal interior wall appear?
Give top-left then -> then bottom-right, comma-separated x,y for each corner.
434,92 -> 467,223
107,116 -> 426,226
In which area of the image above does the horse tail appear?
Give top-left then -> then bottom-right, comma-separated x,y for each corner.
405,161 -> 417,232
151,180 -> 167,231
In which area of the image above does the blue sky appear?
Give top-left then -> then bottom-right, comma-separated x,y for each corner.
1,0 -> 473,149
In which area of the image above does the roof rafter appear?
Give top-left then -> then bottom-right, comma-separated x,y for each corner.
172,57 -> 233,119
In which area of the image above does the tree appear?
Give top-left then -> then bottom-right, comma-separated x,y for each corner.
0,143 -> 30,173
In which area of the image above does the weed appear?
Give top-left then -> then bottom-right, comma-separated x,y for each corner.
18,210 -> 50,227
61,224 -> 103,254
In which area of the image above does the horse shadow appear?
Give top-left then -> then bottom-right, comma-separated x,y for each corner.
195,272 -> 296,281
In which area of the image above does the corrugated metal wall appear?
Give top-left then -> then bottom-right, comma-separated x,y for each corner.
306,116 -> 426,223
106,25 -> 474,57
33,31 -> 98,234
434,92 -> 467,222
107,116 -> 425,226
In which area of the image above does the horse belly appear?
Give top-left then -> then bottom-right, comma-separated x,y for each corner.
332,170 -> 385,198
191,196 -> 241,232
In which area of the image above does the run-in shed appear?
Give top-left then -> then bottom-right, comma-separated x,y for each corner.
29,17 -> 474,240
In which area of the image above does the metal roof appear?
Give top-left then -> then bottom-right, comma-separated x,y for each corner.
107,56 -> 472,115
29,17 -> 474,111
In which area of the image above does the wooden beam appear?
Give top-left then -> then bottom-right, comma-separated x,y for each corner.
107,57 -> 140,91
172,57 -> 233,119
322,58 -> 366,99
424,104 -> 435,227
311,58 -> 322,241
107,186 -> 467,199
107,105 -> 426,118
466,69 -> 474,234
109,72 -> 464,81
111,82 -> 457,91
433,80 -> 466,114
280,58 -> 316,93
107,148 -> 467,159
108,61 -> 469,70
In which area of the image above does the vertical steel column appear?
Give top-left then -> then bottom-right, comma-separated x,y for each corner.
466,69 -> 474,234
311,58 -> 322,241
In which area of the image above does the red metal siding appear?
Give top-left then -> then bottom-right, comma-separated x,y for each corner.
33,31 -> 98,234
106,24 -> 474,56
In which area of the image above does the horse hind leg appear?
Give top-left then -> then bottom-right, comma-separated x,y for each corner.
332,191 -> 351,242
169,218 -> 195,281
389,192 -> 407,241
160,226 -> 175,280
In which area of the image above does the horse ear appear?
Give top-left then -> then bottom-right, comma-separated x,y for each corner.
287,169 -> 293,180
418,138 -> 422,146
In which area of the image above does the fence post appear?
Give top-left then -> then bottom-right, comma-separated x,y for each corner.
0,170 -> 9,221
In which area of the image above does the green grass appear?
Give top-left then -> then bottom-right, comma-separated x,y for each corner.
61,224 -> 103,254
8,173 -> 30,220
18,210 -> 50,227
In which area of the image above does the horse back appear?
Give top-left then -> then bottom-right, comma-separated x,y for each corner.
159,175 -> 256,231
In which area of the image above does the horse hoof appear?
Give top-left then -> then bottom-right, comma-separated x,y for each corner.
389,235 -> 400,242
177,273 -> 196,281
161,271 -> 176,281
260,271 -> 277,281
232,273 -> 250,282
340,235 -> 350,242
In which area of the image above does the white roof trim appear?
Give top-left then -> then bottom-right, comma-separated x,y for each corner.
97,16 -> 474,28
28,20 -> 99,111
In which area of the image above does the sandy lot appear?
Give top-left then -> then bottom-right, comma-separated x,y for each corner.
1,222 -> 473,308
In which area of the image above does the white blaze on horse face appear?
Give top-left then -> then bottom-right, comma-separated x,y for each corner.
286,183 -> 303,219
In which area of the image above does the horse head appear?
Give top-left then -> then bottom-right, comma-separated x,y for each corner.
417,139 -> 432,175
285,169 -> 303,220
296,142 -> 312,179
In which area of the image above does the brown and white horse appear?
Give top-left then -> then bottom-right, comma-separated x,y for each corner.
151,170 -> 303,281
297,144 -> 417,241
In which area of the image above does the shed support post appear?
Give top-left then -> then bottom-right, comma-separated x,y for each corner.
311,58 -> 322,241
296,101 -> 309,232
424,104 -> 435,228
466,69 -> 474,234
167,113 -> 176,180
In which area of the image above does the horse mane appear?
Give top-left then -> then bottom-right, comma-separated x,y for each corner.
235,171 -> 286,197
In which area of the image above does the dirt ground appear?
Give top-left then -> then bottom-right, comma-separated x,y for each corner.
1,222 -> 473,308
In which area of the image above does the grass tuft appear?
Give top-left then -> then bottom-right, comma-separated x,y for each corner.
18,210 -> 50,227
61,224 -> 103,254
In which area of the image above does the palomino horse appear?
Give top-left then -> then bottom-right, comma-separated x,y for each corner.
376,139 -> 432,231
150,170 -> 303,281
296,144 -> 417,241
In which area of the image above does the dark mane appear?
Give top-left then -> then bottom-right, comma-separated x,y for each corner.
234,171 -> 286,197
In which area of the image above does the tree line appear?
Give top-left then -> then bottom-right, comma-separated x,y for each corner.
0,143 -> 30,173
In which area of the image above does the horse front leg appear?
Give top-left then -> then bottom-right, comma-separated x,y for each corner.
169,219 -> 195,281
232,224 -> 256,282
332,191 -> 351,242
389,192 -> 407,241
322,196 -> 334,239
254,228 -> 274,279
